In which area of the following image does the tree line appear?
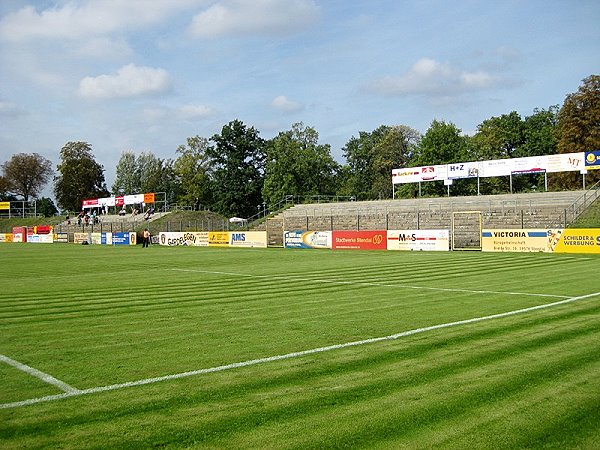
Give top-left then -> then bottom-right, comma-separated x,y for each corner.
1,75 -> 599,218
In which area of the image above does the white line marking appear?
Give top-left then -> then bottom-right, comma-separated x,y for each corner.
0,354 -> 80,394
171,268 -> 569,299
2,290 -> 598,410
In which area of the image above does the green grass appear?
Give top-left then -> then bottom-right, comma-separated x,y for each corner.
1,245 -> 599,449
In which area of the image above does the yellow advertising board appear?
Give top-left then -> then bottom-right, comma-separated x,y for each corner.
0,201 -> 9,210
208,231 -> 229,247
0,233 -> 13,242
553,229 -> 600,254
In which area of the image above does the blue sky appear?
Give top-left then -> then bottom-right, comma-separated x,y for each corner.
1,0 -> 599,191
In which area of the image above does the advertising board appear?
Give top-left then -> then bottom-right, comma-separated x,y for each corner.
584,151 -> 600,170
553,229 -> 600,254
208,232 -> 229,247
229,231 -> 267,248
54,233 -> 69,243
12,227 -> 26,243
546,152 -> 585,173
74,233 -> 90,244
332,230 -> 386,250
446,162 -> 480,179
387,230 -> 450,251
481,229 -> 563,252
284,230 -> 332,249
27,234 -> 54,243
112,232 -> 136,245
0,233 -> 13,242
159,232 -> 209,246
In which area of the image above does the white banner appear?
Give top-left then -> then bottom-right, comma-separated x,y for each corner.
387,230 -> 450,251
446,161 -> 480,179
229,231 -> 267,247
159,232 -> 209,246
546,152 -> 585,173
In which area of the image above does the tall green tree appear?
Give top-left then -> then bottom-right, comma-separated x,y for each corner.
553,75 -> 600,189
112,151 -> 140,195
263,123 -> 339,208
470,111 -> 526,194
208,120 -> 266,218
1,153 -> 53,201
36,197 -> 58,217
520,106 -> 558,158
173,136 -> 212,209
342,125 -> 420,200
54,142 -> 109,212
408,120 -> 471,197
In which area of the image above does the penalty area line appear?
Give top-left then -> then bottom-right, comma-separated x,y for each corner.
2,291 -> 598,410
0,354 -> 80,395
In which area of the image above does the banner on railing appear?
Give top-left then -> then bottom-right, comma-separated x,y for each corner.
585,151 -> 600,170
392,152 -> 590,185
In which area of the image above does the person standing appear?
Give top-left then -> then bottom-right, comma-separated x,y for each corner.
142,228 -> 150,248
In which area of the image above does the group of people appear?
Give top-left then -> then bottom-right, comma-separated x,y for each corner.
72,210 -> 100,226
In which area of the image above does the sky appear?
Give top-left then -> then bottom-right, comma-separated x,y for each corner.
1,0 -> 599,195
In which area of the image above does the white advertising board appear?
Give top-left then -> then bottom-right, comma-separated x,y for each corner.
387,230 -> 450,251
159,232 -> 209,246
446,161 -> 480,179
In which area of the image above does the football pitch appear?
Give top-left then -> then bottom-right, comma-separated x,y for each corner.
1,244 -> 599,448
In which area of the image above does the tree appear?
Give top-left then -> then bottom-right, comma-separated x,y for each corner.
112,151 -> 140,195
54,142 -> 109,212
263,123 -> 340,208
342,125 -> 420,200
470,112 -> 526,194
36,197 -> 58,217
520,106 -> 558,158
208,120 -> 266,218
409,120 -> 471,197
553,75 -> 600,189
173,136 -> 212,209
1,153 -> 53,201
0,175 -> 13,200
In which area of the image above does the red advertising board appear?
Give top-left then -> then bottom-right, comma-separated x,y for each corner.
332,230 -> 387,250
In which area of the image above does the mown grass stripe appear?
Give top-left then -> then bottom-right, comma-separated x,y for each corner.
171,267 -> 569,299
2,290 -> 597,410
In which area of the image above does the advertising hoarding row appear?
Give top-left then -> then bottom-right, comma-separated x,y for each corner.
73,232 -> 137,245
392,152 -> 599,185
158,231 -> 267,248
284,230 -> 450,251
82,192 -> 156,209
481,228 -> 600,253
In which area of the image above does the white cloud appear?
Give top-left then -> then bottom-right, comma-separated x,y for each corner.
271,95 -> 304,113
0,1 -> 208,41
179,104 -> 216,119
368,58 -> 498,97
189,0 -> 320,38
77,63 -> 172,99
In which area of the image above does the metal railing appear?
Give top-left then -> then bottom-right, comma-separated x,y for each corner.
558,179 -> 600,227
